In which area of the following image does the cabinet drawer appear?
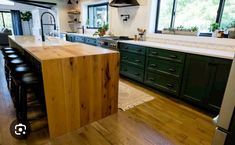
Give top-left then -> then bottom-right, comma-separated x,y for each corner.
74,36 -> 85,43
66,35 -> 74,42
146,57 -> 183,78
119,43 -> 146,55
85,37 -> 97,46
120,63 -> 144,82
147,47 -> 185,63
121,52 -> 145,68
145,71 -> 180,95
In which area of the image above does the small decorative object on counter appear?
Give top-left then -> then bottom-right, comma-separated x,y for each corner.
134,35 -> 138,41
227,21 -> 235,39
217,30 -> 224,38
93,24 -> 109,37
209,22 -> 220,37
137,28 -> 146,41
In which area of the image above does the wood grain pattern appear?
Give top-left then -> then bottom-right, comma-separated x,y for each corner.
0,53 -> 214,145
9,36 -> 120,138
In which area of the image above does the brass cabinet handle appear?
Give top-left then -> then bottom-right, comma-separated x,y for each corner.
169,55 -> 177,59
151,51 -> 158,55
124,47 -> 128,49
134,73 -> 140,76
149,78 -> 155,81
166,84 -> 174,88
150,64 -> 157,67
135,59 -> 141,63
168,68 -> 176,72
122,56 -> 128,59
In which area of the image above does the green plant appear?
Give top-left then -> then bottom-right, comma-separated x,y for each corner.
228,21 -> 235,28
190,26 -> 199,32
21,11 -> 32,21
209,22 -> 219,32
21,11 -> 32,35
93,24 -> 109,37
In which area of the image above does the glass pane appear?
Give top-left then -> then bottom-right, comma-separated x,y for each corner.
0,13 -> 3,28
3,12 -> 12,29
88,6 -> 94,27
174,0 -> 220,32
93,5 -> 107,28
158,0 -> 174,30
220,0 -> 235,29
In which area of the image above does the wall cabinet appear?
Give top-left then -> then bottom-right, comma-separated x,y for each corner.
119,42 -> 232,113
181,54 -> 232,112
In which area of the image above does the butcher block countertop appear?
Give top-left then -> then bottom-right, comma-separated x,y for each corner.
9,36 -> 117,61
9,36 -> 120,138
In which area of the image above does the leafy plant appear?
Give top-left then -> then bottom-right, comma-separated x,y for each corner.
209,22 -> 219,32
93,24 -> 109,37
21,11 -> 32,35
164,26 -> 198,32
21,11 -> 32,21
228,21 -> 235,28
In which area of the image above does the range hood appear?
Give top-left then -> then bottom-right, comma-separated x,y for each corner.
109,0 -> 139,8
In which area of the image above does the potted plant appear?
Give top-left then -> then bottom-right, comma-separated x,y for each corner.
162,26 -> 198,36
21,11 -> 32,35
209,22 -> 220,37
93,24 -> 108,37
227,21 -> 235,39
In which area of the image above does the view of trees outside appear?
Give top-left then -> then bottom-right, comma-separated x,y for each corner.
88,4 -> 108,28
220,0 -> 235,29
0,12 -> 13,29
157,0 -> 234,32
158,0 -> 174,30
175,0 -> 219,32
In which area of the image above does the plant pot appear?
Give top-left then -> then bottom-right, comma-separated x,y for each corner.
175,30 -> 198,36
162,30 -> 175,35
228,28 -> 235,39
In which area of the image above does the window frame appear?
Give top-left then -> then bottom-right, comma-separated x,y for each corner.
0,11 -> 10,28
154,0 -> 228,35
87,2 -> 109,29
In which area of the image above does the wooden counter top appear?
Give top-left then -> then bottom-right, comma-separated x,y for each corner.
9,36 -> 118,61
9,36 -> 119,138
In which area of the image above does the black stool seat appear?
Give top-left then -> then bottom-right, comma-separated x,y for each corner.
14,64 -> 31,74
1,47 -> 14,51
6,54 -> 19,59
4,50 -> 16,54
10,58 -> 25,65
21,73 -> 38,85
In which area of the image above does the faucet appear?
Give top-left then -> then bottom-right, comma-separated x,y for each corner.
40,12 -> 56,41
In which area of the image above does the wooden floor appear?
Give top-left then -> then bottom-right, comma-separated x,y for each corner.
0,52 -> 215,145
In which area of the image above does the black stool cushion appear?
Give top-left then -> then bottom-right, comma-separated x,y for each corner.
21,73 -> 38,85
1,47 -> 14,51
10,58 -> 24,65
6,54 -> 19,59
15,64 -> 31,73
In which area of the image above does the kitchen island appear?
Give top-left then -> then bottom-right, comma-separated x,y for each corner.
8,36 -> 120,138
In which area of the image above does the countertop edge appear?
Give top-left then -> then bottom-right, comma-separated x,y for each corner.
119,40 -> 235,60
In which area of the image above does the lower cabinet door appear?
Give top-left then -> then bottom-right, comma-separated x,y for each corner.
181,54 -> 213,105
144,71 -> 180,96
120,63 -> 144,82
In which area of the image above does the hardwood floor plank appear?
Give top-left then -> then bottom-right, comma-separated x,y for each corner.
0,52 -> 215,145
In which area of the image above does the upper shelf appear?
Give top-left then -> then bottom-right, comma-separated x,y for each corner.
68,11 -> 80,15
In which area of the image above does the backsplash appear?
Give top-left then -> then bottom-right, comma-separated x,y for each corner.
146,34 -> 235,52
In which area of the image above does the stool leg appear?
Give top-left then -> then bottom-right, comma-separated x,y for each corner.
18,85 -> 28,123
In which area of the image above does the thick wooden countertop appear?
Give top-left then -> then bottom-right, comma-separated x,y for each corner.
9,36 -> 118,61
9,36 -> 119,138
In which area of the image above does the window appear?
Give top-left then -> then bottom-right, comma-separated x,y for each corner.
87,3 -> 108,29
0,12 -> 12,29
155,0 -> 234,33
220,0 -> 235,29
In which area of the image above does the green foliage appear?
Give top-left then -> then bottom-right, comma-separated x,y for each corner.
164,25 -> 198,32
93,24 -> 109,37
21,11 -> 32,21
228,21 -> 235,28
209,22 -> 220,32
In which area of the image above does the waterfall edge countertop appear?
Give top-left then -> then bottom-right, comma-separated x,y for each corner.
119,40 -> 235,60
8,36 -> 120,138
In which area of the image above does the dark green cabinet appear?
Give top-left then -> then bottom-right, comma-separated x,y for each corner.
119,43 -> 146,83
181,54 -> 232,112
